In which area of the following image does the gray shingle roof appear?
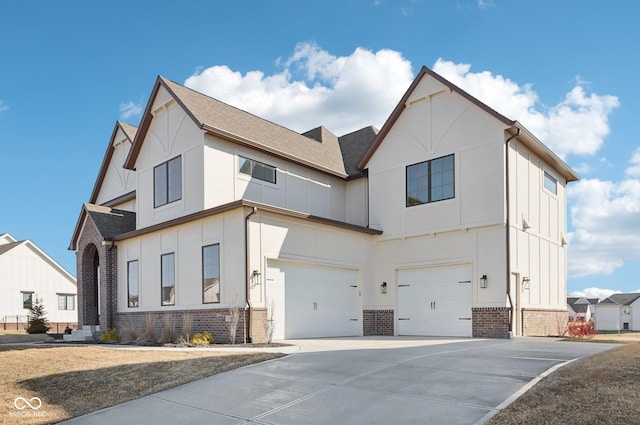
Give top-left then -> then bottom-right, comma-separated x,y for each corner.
85,204 -> 136,240
338,126 -> 379,178
600,293 -> 640,306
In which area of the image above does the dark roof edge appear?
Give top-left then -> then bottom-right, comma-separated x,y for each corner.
114,200 -> 382,241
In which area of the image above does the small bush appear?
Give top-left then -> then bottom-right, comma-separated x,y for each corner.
26,297 -> 50,334
100,328 -> 121,343
190,331 -> 214,345
138,312 -> 157,343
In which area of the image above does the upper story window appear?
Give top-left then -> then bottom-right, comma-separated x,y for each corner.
544,171 -> 557,195
154,156 -> 182,208
239,156 -> 276,184
406,154 -> 454,207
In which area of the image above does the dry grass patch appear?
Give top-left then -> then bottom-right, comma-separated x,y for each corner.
0,345 -> 284,425
487,342 -> 640,425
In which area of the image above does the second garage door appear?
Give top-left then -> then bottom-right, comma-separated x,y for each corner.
397,264 -> 472,337
266,260 -> 360,339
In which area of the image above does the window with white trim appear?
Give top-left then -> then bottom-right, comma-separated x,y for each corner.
58,294 -> 76,310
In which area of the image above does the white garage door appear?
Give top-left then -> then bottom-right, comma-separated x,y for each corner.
397,265 -> 472,337
266,260 -> 360,339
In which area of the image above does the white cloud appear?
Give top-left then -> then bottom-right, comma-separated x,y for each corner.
477,0 -> 496,9
625,148 -> 640,178
184,42 -> 414,136
432,59 -> 619,159
0,99 -> 8,112
119,101 -> 143,121
567,176 -> 640,277
568,287 -> 618,300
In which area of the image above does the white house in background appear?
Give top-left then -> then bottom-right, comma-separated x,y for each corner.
595,293 -> 640,332
69,66 -> 578,342
0,233 -> 77,332
567,296 -> 597,321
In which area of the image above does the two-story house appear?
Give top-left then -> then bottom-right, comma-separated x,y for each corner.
69,66 -> 578,342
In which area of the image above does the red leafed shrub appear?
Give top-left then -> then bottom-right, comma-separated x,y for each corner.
568,319 -> 596,338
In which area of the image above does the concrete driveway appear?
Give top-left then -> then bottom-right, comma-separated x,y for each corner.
61,337 -> 617,425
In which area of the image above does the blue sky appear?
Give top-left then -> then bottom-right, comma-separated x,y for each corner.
1,1 -> 638,299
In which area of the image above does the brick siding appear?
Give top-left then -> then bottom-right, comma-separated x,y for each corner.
363,309 -> 394,336
472,307 -> 511,338
522,309 -> 568,336
114,308 -> 249,344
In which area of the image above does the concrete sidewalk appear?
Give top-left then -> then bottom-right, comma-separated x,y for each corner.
60,337 -> 618,425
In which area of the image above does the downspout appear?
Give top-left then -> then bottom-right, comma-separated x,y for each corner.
104,239 -> 115,330
244,206 -> 257,343
505,127 -> 520,335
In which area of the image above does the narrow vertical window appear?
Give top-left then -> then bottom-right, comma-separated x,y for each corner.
202,244 -> 220,304
154,156 -> 182,207
544,171 -> 557,195
128,260 -> 139,308
22,292 -> 33,309
161,253 -> 175,306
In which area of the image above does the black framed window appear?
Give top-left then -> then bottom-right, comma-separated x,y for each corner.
128,260 -> 139,308
202,244 -> 220,304
239,156 -> 276,184
161,253 -> 175,306
406,154 -> 454,206
154,156 -> 182,207
22,292 -> 33,309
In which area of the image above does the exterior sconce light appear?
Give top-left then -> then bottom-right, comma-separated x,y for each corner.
480,275 -> 488,288
380,282 -> 387,294
522,276 -> 530,290
251,270 -> 261,286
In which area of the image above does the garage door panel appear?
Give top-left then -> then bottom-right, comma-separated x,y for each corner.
267,260 -> 359,339
398,265 -> 472,337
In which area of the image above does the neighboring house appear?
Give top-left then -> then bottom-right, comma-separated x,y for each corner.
567,296 -> 597,321
69,66 -> 578,342
0,233 -> 77,332
595,293 -> 640,332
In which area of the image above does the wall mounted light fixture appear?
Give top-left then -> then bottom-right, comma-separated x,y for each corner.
522,276 -> 530,290
380,282 -> 387,294
480,274 -> 488,288
251,269 -> 261,287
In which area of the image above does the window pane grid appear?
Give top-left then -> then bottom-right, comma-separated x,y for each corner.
406,154 -> 454,206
